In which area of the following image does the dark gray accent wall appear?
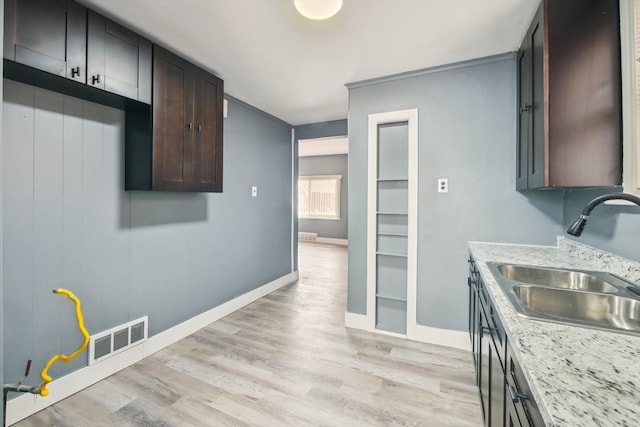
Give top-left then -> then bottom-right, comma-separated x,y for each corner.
563,188 -> 640,261
2,80 -> 292,390
347,55 -> 565,331
299,155 -> 348,239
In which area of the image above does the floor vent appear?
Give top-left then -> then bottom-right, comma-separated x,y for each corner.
298,232 -> 318,242
88,316 -> 148,365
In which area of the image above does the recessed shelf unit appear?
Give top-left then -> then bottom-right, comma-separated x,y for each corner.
367,109 -> 418,339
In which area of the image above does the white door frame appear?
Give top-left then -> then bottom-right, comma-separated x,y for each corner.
366,109 -> 418,339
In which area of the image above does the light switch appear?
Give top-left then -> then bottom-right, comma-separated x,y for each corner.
438,178 -> 448,193
252,186 -> 257,197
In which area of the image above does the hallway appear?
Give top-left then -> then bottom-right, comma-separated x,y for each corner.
15,242 -> 480,426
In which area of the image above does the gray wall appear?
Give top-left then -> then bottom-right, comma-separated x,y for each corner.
298,154 -> 348,239
563,188 -> 640,261
347,55 -> 565,331
293,119 -> 348,266
295,119 -> 347,141
2,80 -> 293,389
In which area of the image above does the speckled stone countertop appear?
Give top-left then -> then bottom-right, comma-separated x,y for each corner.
468,238 -> 640,427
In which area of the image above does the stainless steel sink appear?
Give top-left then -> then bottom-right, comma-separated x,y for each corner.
487,262 -> 640,335
497,264 -> 619,293
513,285 -> 640,332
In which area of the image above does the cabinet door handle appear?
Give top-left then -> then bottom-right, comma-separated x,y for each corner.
467,277 -> 476,287
71,67 -> 81,78
187,122 -> 193,130
197,124 -> 202,132
519,104 -> 532,114
91,74 -> 101,85
507,383 -> 530,403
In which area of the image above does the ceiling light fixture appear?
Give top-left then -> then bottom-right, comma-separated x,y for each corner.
294,0 -> 343,20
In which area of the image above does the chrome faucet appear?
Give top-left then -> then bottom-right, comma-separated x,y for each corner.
566,192 -> 640,237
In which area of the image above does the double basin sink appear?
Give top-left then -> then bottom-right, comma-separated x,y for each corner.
487,263 -> 640,335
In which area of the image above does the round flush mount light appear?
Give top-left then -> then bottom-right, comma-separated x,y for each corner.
294,0 -> 343,20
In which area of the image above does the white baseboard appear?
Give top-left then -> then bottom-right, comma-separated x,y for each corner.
343,311 -> 469,352
316,237 -> 348,246
6,271 -> 299,426
415,325 -> 470,351
344,311 -> 368,330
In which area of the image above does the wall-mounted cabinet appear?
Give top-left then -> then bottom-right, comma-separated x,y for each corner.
125,45 -> 224,192
4,0 -> 225,194
4,0 -> 151,104
516,0 -> 622,190
87,10 -> 152,103
4,0 -> 87,83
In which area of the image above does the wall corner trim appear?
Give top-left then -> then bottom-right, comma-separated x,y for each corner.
5,271 -> 299,425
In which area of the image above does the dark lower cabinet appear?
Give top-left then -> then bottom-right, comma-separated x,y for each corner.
87,10 -> 152,103
505,342 -> 545,427
469,256 -> 542,427
4,0 -> 87,83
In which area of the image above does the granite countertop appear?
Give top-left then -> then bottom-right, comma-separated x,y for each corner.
468,238 -> 640,427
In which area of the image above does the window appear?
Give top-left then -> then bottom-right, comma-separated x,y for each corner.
298,175 -> 341,220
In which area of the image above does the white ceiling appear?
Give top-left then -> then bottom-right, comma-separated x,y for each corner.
79,0 -> 540,126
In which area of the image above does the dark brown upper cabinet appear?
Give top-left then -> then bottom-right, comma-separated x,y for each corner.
516,0 -> 622,190
3,0 -> 151,105
87,10 -> 152,104
4,0 -> 87,83
132,45 -> 223,192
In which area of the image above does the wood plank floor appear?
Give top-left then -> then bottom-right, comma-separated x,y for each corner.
15,242 -> 482,426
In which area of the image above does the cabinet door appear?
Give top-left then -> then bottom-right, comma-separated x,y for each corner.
507,344 -> 545,427
479,304 -> 491,425
4,0 -> 86,83
516,43 -> 530,191
490,338 -> 505,427
505,397 -> 522,427
152,45 -> 195,191
527,6 -> 545,189
193,67 -> 224,192
87,10 -> 152,103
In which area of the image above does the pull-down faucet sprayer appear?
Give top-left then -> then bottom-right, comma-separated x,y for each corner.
566,193 -> 640,237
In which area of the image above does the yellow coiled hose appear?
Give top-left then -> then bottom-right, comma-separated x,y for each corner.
36,288 -> 89,396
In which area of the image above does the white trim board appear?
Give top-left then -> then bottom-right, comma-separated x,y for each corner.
5,271 -> 299,426
344,312 -> 469,352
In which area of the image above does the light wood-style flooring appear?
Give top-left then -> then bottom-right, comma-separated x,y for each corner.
15,242 -> 481,426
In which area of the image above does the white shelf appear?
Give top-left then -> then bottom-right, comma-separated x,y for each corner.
376,293 -> 407,303
376,211 -> 408,216
376,251 -> 408,258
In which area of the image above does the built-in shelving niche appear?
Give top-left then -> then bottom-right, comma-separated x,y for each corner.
366,109 -> 418,339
